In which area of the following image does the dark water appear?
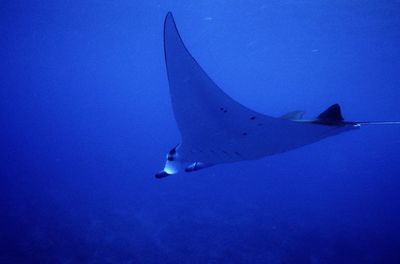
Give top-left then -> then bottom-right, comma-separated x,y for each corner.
1,1 -> 400,263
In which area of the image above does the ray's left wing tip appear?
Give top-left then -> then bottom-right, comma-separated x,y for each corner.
164,12 -> 178,39
165,12 -> 174,23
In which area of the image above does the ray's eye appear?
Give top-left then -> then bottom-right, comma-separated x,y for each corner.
250,116 -> 256,120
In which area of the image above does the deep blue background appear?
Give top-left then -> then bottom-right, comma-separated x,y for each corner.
1,1 -> 400,263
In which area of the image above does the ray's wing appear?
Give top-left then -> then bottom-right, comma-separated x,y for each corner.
163,13 -> 354,164
164,13 -> 273,140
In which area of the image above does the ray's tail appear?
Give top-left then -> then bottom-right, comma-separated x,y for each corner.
357,121 -> 400,126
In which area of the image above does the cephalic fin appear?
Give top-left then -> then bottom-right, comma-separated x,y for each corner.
185,162 -> 214,173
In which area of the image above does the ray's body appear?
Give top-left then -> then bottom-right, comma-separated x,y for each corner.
156,13 -> 399,178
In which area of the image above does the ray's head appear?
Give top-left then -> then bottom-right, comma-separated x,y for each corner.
155,144 -> 184,179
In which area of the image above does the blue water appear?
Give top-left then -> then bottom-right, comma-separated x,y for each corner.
1,1 -> 400,263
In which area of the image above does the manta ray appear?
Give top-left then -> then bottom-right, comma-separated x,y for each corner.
156,12 -> 399,178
